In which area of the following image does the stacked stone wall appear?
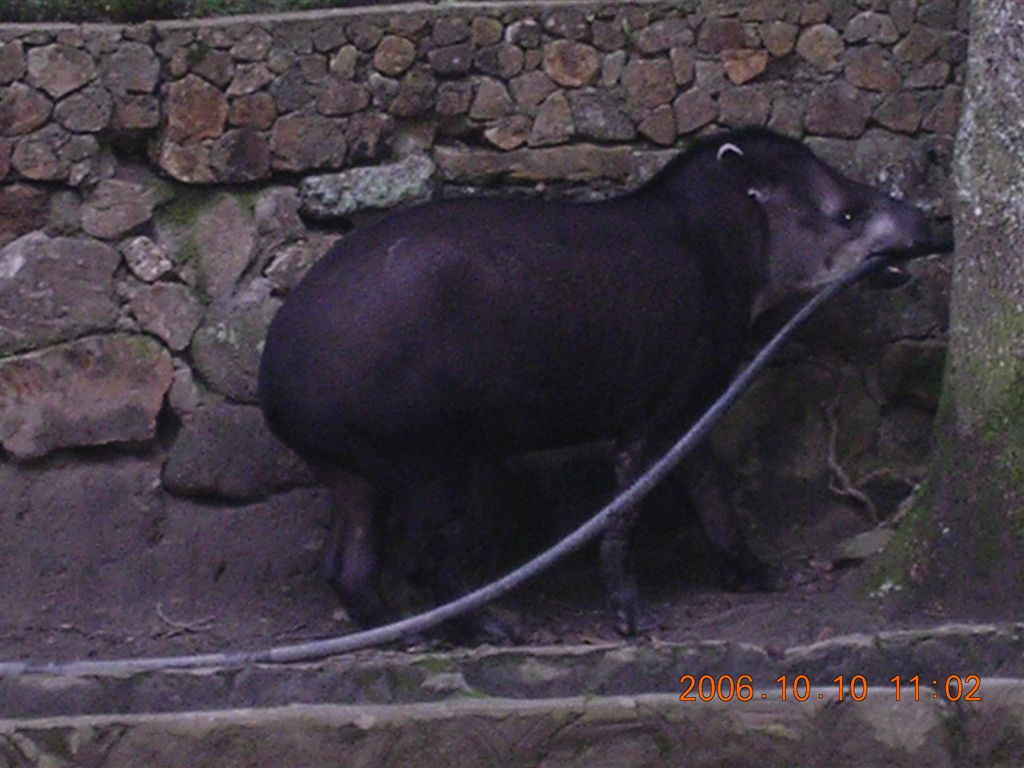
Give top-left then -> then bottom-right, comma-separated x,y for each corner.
0,0 -> 966,645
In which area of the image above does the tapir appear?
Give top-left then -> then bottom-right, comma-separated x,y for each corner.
259,127 -> 935,635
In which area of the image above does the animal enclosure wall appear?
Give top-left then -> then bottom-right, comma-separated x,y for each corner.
0,0 -> 965,656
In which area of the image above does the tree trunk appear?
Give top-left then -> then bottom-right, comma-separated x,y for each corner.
877,0 -> 1023,617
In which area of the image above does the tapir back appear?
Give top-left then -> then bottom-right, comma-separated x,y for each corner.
259,193 -> 730,473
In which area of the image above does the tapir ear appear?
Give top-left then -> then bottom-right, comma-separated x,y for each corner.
746,187 -> 769,204
716,142 -> 745,162
717,142 -> 771,204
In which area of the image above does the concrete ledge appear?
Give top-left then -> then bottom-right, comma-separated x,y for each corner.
3,683 -> 1023,768
4,623 -> 1022,720
3,625 -> 1022,765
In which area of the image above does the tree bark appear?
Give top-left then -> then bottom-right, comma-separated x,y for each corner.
877,0 -> 1023,617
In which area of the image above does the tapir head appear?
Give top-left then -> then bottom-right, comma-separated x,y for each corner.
707,128 -> 935,316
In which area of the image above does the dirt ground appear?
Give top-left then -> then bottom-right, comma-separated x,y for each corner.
0,471 -> 945,667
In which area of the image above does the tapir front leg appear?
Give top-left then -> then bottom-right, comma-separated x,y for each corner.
678,449 -> 786,592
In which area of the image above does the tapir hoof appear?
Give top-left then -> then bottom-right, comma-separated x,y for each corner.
610,586 -> 661,636
437,609 -> 519,646
326,576 -> 389,628
721,556 -> 789,593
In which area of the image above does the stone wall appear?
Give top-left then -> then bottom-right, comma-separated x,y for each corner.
0,0 -> 966,648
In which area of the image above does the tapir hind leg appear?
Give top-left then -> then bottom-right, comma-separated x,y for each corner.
320,468 -> 387,626
601,438 -> 657,636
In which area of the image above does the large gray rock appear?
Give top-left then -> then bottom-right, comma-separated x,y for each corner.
0,334 -> 173,460
80,179 -> 157,240
163,74 -> 228,144
163,399 -> 314,501
127,281 -> 205,352
299,154 -> 435,219
190,278 -> 280,403
100,41 -> 161,94
25,44 -> 97,99
0,82 -> 52,136
796,23 -> 844,72
567,88 -> 636,141
53,84 -> 113,133
0,184 -> 48,249
542,40 -> 600,87
530,91 -> 575,146
270,112 -> 347,172
263,236 -> 331,295
0,40 -> 26,85
122,235 -> 174,282
10,123 -> 100,183
0,232 -> 120,355
804,81 -> 872,138
193,194 -> 257,301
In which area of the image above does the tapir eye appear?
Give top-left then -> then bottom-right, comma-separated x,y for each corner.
837,209 -> 859,226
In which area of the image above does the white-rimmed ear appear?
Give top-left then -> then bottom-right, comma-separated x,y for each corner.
747,187 -> 769,203
716,142 -> 744,161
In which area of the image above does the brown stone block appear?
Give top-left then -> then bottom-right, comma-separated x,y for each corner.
874,92 -> 922,134
673,88 -> 717,135
796,24 -> 844,72
638,104 -> 677,146
164,75 -> 228,143
229,92 -> 277,130
316,79 -> 370,116
622,59 -> 677,110
529,90 -> 574,146
271,112 -> 347,172
722,49 -> 769,85
26,43 -> 96,99
543,40 -> 600,88
0,83 -> 52,136
639,18 -> 695,54
697,18 -> 744,54
373,35 -> 417,77
100,41 -> 160,94
805,81 -> 871,137
846,46 -> 901,92
81,179 -> 156,240
0,184 -> 47,249
0,334 -> 172,459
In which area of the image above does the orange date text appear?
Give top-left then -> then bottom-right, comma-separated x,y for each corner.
677,674 -> 982,703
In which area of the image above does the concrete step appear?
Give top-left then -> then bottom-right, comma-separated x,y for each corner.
2,623 -> 1023,767
4,686 -> 1024,768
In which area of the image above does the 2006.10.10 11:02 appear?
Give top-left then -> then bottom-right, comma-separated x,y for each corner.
677,673 -> 982,702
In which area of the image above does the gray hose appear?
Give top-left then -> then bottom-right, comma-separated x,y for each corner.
0,251 -> 936,678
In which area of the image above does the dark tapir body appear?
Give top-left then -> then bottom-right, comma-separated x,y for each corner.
260,127 -> 933,634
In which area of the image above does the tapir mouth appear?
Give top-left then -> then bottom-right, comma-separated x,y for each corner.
865,263 -> 912,289
864,219 -> 954,290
